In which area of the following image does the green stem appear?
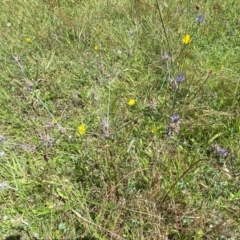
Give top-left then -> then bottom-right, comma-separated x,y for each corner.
159,158 -> 206,206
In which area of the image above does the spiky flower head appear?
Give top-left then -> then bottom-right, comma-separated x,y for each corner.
170,115 -> 181,124
176,73 -> 185,83
212,144 -> 228,157
196,14 -> 204,24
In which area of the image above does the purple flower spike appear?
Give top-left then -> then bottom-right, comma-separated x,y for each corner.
176,73 -> 185,83
196,14 -> 204,23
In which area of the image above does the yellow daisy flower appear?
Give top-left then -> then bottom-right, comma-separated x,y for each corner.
182,34 -> 191,44
25,37 -> 31,43
128,98 -> 136,106
151,126 -> 157,134
78,125 -> 86,135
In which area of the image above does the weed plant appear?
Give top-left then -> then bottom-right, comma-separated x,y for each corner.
0,0 -> 240,239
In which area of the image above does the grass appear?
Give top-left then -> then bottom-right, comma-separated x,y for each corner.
0,0 -> 240,239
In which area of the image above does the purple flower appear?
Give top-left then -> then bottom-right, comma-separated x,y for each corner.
218,148 -> 228,157
176,73 -> 185,83
212,144 -> 228,158
168,115 -> 181,135
196,14 -> 204,23
170,115 -> 181,124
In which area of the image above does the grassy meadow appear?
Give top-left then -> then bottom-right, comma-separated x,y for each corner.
1,0 -> 240,239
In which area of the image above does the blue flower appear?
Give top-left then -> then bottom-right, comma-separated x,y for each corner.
176,73 -> 185,83
212,144 -> 228,158
196,14 -> 204,23
218,148 -> 228,157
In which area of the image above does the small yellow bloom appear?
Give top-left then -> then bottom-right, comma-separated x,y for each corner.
220,65 -> 224,71
78,125 -> 86,135
182,34 -> 191,44
94,45 -> 99,51
151,126 -> 157,134
52,119 -> 57,124
25,37 -> 31,43
128,98 -> 136,106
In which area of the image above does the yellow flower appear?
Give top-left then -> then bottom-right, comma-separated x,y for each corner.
220,65 -> 224,71
182,34 -> 191,44
52,119 -> 57,124
25,37 -> 31,43
128,98 -> 136,106
151,126 -> 157,134
94,45 -> 99,51
78,125 -> 86,135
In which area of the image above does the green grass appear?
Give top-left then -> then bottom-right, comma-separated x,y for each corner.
0,0 -> 240,239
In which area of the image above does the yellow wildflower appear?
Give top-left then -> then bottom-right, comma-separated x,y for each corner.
220,65 -> 224,71
128,98 -> 136,106
52,119 -> 57,124
25,37 -> 31,43
78,125 -> 86,135
94,45 -> 99,51
182,34 -> 191,44
151,126 -> 157,134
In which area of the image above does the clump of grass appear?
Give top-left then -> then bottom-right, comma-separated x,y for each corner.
0,0 -> 240,239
